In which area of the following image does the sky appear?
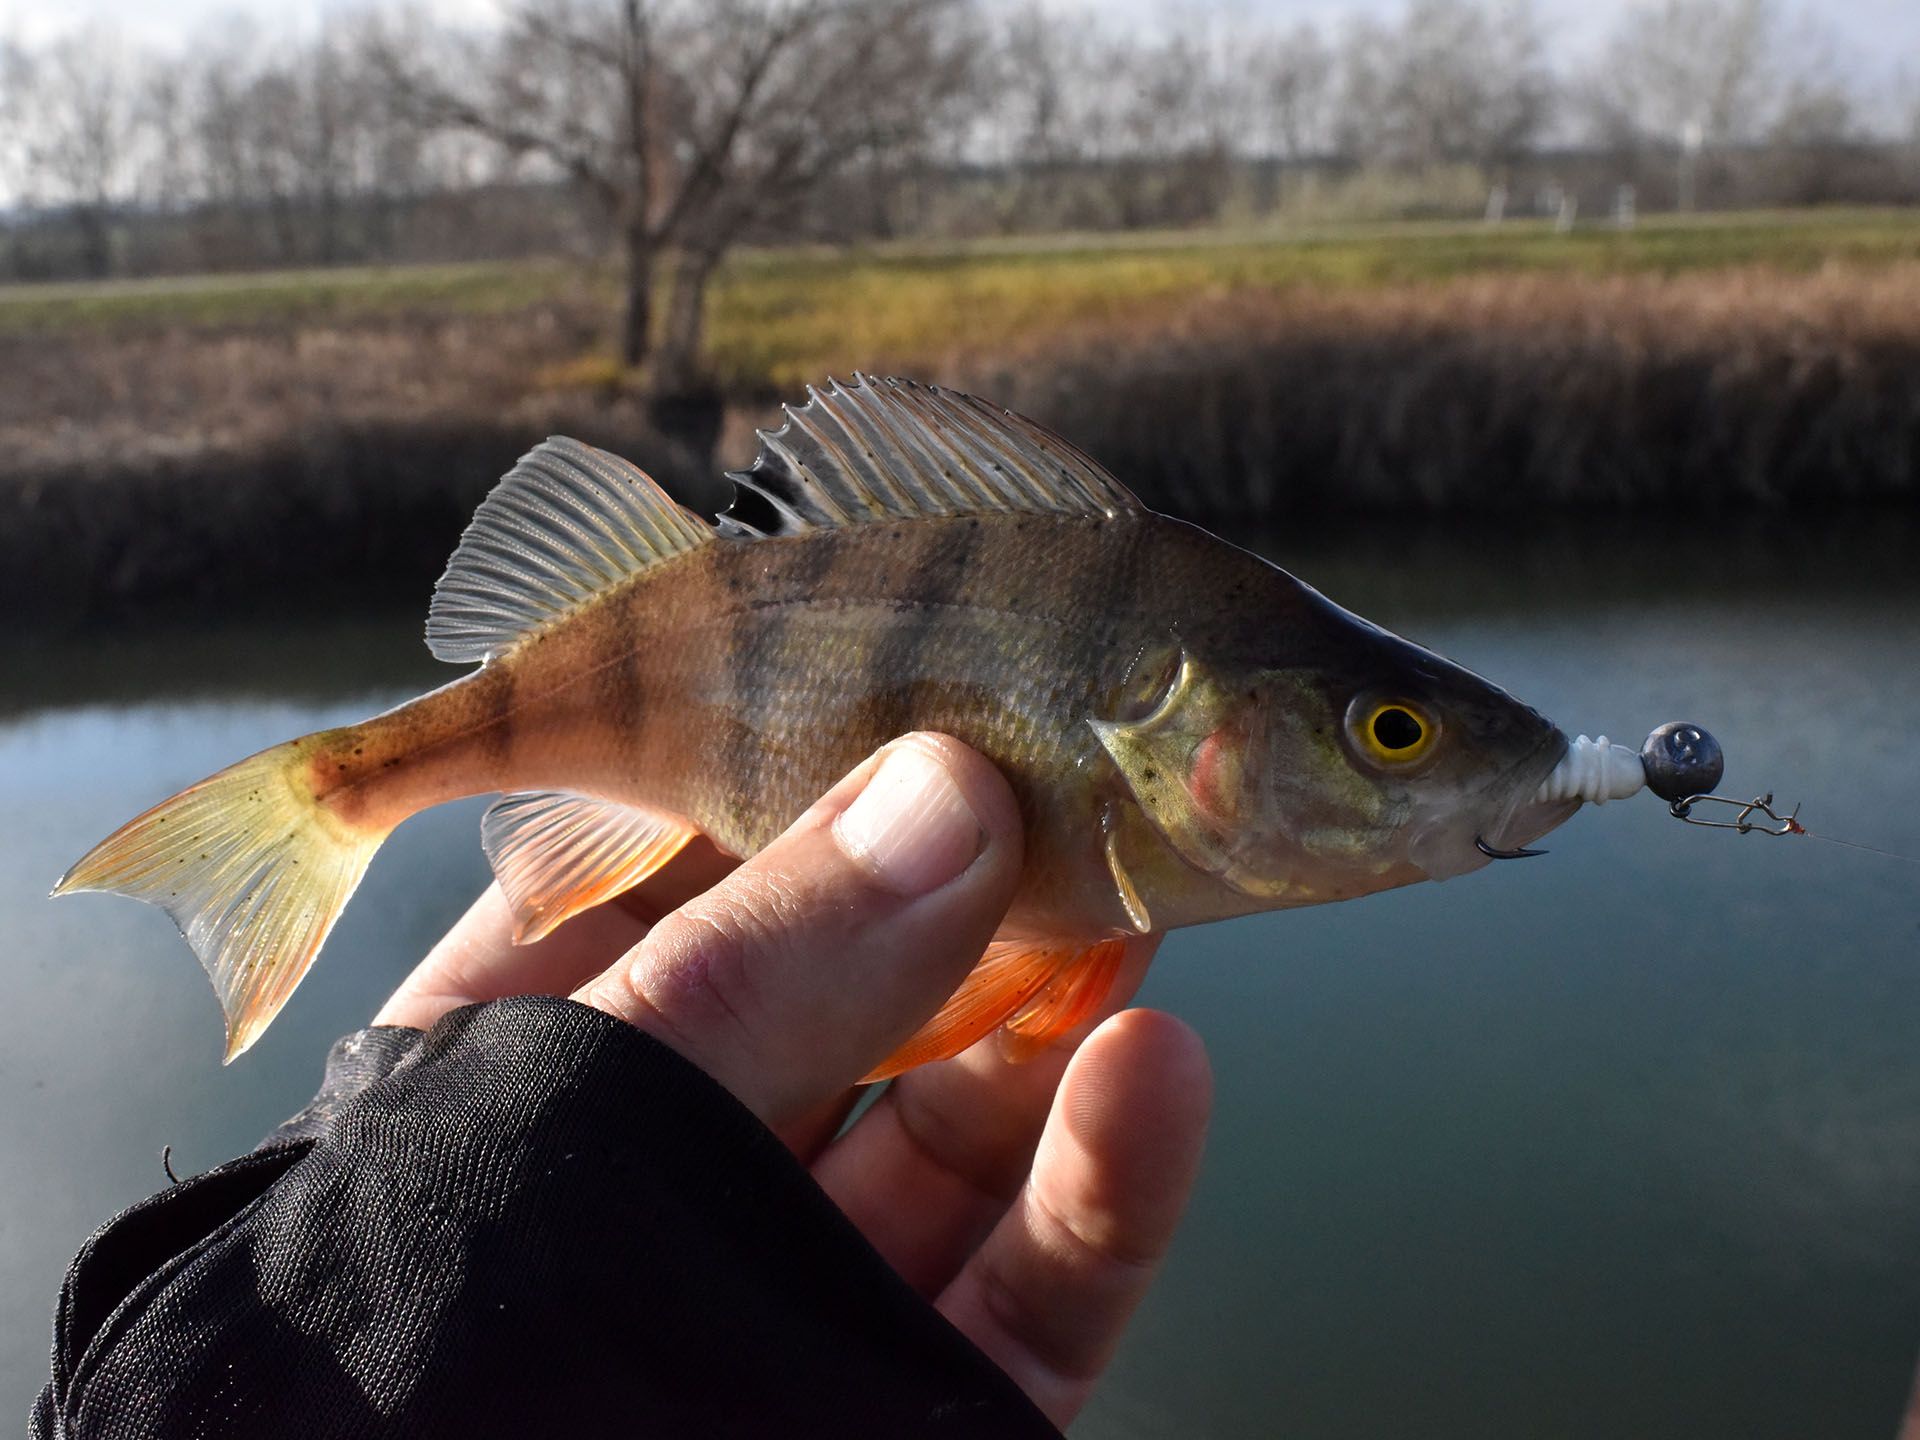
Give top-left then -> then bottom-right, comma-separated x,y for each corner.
4,0 -> 1918,68
2,0 -> 1916,135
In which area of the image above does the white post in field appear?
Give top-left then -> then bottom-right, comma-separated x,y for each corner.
1678,119 -> 1704,212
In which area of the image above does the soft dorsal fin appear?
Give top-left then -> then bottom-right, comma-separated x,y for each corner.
720,375 -> 1141,538
428,437 -> 712,664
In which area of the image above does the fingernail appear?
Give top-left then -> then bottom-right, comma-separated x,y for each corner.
833,743 -> 985,896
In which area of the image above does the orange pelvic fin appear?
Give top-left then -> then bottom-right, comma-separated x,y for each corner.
1001,936 -> 1128,1064
863,935 -> 1128,1083
482,790 -> 698,944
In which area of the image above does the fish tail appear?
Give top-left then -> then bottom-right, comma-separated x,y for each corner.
53,733 -> 391,1062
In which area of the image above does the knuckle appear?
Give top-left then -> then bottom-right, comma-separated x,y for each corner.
630,868 -> 811,1051
974,1237 -> 1104,1387
1030,1180 -> 1163,1275
578,960 -> 659,1032
890,1084 -> 1026,1209
635,910 -> 766,1053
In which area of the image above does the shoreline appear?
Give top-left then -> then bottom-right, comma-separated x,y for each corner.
9,249 -> 1920,630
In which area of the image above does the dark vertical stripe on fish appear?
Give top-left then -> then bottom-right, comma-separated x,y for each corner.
857,519 -> 982,740
723,535 -> 841,826
603,587 -> 645,741
1106,516 -> 1153,638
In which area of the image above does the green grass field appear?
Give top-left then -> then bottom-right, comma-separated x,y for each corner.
712,208 -> 1920,388
6,208 -> 1920,391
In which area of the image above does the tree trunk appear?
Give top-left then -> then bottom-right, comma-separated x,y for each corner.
650,244 -> 718,399
620,223 -> 654,369
75,205 -> 112,279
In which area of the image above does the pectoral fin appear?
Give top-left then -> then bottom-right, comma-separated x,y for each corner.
1101,799 -> 1152,933
863,935 -> 1128,1083
482,790 -> 698,943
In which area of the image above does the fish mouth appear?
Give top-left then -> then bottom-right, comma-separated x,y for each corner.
1408,728 -> 1573,881
1476,728 -> 1579,859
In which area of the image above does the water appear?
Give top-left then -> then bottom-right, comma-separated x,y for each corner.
4,516 -> 1917,1436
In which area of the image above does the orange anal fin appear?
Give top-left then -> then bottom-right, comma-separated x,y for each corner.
862,936 -> 1127,1084
482,790 -> 698,944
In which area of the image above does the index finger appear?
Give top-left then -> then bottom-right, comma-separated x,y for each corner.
373,836 -> 738,1030
936,1009 -> 1212,1428
810,935 -> 1159,1290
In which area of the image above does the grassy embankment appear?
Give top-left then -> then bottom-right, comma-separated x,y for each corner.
5,209 -> 1919,627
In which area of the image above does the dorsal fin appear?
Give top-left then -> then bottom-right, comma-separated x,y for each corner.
719,375 -> 1141,538
427,437 -> 712,664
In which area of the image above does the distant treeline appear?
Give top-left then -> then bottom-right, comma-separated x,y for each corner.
4,0 -> 1918,286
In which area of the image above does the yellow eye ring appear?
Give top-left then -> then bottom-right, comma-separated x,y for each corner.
1346,697 -> 1438,768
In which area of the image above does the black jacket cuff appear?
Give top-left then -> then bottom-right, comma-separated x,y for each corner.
37,996 -> 1057,1439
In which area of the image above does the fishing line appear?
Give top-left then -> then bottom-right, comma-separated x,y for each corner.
1799,831 -> 1920,866
1668,792 -> 1920,866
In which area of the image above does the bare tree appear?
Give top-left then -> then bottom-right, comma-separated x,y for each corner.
976,5 -> 1087,232
137,62 -> 197,213
984,19 -> 1237,232
3,30 -> 149,276
1757,12 -> 1867,203
1582,0 -> 1778,153
1256,21 -> 1334,165
0,40 -> 31,202
376,0 -> 974,390
1336,0 -> 1552,170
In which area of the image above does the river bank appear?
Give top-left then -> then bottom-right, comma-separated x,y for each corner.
6,217 -> 1919,629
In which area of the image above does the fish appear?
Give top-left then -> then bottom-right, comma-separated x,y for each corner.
55,375 -> 1580,1072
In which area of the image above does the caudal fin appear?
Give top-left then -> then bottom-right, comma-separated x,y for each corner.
53,738 -> 388,1062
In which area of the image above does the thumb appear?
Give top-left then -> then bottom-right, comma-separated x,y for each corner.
575,733 -> 1025,1129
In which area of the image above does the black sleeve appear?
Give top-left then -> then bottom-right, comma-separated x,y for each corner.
34,995 -> 1059,1439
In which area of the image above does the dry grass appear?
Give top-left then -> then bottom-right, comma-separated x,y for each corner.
949,264 -> 1920,513
0,306 -> 725,629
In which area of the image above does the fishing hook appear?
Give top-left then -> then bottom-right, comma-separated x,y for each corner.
1476,835 -> 1548,859
1667,792 -> 1805,836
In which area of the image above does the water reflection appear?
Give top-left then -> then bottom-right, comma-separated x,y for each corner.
4,512 -> 1917,1437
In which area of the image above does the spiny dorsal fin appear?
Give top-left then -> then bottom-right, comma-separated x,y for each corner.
428,437 -> 712,664
719,375 -> 1140,538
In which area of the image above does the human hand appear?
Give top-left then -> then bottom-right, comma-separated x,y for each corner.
375,733 -> 1210,1428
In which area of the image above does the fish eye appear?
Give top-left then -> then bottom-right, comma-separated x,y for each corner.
1373,707 -> 1424,751
1345,696 -> 1439,768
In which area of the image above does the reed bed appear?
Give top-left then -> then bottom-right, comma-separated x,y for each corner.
0,308 -> 719,629
953,264 -> 1920,514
